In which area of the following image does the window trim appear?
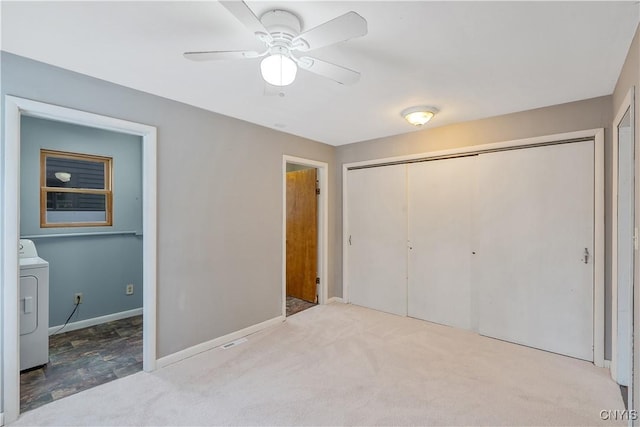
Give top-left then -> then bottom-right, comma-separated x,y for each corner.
40,149 -> 113,228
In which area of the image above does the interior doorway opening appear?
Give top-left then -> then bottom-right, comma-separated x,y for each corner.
18,116 -> 144,413
2,96 -> 157,425
282,156 -> 328,318
285,164 -> 318,316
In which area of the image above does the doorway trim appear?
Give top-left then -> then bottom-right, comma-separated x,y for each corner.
342,128 -> 605,367
282,156 -> 328,317
2,96 -> 157,424
611,87 -> 635,390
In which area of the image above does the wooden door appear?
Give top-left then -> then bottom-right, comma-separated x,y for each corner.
407,157 -> 475,330
474,141 -> 594,361
347,164 -> 408,316
286,168 -> 318,303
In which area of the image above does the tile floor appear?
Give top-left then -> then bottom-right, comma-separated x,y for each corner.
20,315 -> 142,413
286,296 -> 316,316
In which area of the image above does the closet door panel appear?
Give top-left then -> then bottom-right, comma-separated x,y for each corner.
408,157 -> 474,329
475,141 -> 594,361
346,164 -> 407,316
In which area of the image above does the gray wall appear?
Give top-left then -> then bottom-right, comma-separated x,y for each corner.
335,95 -> 614,358
1,52 -> 337,362
20,116 -> 143,326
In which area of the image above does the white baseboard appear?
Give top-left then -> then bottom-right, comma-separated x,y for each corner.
49,308 -> 143,335
327,297 -> 344,304
156,315 -> 285,369
1,411 -> 5,426
604,359 -> 611,369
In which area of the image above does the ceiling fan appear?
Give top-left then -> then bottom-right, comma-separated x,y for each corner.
184,1 -> 368,87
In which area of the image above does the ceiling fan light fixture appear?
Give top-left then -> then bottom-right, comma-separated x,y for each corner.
260,54 -> 297,86
401,106 -> 438,126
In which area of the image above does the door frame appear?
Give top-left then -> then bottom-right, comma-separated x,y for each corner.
2,96 -> 158,424
611,87 -> 635,391
342,128 -> 605,367
282,156 -> 328,316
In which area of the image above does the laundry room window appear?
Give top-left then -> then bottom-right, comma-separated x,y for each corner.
40,149 -> 113,227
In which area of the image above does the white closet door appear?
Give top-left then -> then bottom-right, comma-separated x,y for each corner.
475,141 -> 594,361
408,157 -> 474,329
347,164 -> 407,316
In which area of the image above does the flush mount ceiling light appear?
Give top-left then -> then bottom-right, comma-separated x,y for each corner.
401,106 -> 439,126
260,52 -> 298,86
54,172 -> 71,182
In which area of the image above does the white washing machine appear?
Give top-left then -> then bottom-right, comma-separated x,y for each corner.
19,239 -> 49,371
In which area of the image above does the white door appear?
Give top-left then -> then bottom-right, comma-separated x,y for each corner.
407,157 -> 475,329
347,164 -> 407,316
475,141 -> 594,361
614,107 -> 634,385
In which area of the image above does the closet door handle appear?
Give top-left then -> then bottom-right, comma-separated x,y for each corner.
583,248 -> 589,264
349,235 -> 352,246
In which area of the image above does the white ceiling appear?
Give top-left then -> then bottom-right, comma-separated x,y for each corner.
2,1 -> 639,146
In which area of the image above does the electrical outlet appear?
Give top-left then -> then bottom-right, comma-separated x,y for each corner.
74,293 -> 83,304
126,284 -> 134,295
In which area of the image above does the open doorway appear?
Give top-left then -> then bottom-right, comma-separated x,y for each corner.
282,156 -> 328,318
286,164 -> 318,316
18,116 -> 144,412
2,96 -> 157,424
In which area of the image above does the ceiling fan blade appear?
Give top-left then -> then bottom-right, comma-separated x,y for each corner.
219,1 -> 272,42
293,11 -> 367,52
298,57 -> 361,85
183,50 -> 262,61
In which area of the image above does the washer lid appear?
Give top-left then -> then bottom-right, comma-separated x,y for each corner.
20,256 -> 48,269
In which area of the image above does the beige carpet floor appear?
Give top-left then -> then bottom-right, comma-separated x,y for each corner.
12,302 -> 624,426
